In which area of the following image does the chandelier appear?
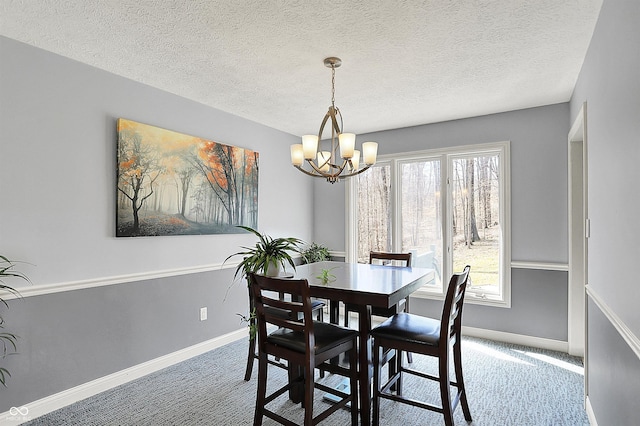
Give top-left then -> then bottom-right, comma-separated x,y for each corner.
290,57 -> 378,184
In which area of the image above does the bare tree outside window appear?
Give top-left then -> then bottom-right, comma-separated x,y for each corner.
356,164 -> 391,262
451,154 -> 500,291
400,160 -> 443,288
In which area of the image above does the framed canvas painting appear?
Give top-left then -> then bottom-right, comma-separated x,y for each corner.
116,118 -> 258,237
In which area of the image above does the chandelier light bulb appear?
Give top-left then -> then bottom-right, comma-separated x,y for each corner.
351,150 -> 360,170
339,133 -> 356,159
290,144 -> 304,166
301,135 -> 319,160
362,142 -> 378,165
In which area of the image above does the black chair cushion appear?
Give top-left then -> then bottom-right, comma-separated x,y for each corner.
267,322 -> 358,354
370,312 -> 440,346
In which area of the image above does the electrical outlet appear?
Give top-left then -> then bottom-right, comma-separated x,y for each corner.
200,307 -> 207,321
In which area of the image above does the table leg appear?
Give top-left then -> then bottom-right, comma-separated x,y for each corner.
288,362 -> 304,404
329,300 -> 340,324
357,304 -> 373,426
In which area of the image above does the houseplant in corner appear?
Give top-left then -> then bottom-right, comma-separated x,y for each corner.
226,225 -> 303,281
0,255 -> 30,386
225,226 -> 304,381
225,226 -> 302,338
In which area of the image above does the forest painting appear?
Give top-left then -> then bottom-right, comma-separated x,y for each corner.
116,119 -> 258,237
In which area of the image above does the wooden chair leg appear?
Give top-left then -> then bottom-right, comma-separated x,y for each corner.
404,298 -> 414,364
439,356 -> 454,426
396,349 -> 403,396
303,364 -> 314,425
314,306 -> 326,378
454,340 -> 472,421
244,336 -> 256,381
372,342 -> 381,426
349,344 -> 359,426
253,353 -> 268,426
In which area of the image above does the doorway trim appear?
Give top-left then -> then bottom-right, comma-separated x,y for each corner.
568,102 -> 588,359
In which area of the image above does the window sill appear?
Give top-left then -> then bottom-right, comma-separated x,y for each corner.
412,287 -> 510,308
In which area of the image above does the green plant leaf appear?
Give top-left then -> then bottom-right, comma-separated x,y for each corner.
224,226 -> 302,282
0,255 -> 30,388
0,367 -> 11,387
0,332 -> 18,356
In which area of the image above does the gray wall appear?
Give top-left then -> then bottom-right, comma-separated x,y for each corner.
0,36 -> 314,411
569,0 -> 640,424
314,103 -> 571,340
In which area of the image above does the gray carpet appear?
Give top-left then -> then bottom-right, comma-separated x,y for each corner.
25,336 -> 588,425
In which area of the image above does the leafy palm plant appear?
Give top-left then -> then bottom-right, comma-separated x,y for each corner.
225,225 -> 303,282
0,255 -> 30,386
225,226 -> 302,340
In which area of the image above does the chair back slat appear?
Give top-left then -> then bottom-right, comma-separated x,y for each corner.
249,273 -> 316,351
369,251 -> 412,267
440,265 -> 471,341
260,293 -> 305,332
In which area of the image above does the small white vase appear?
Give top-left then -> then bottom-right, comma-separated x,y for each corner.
265,262 -> 281,277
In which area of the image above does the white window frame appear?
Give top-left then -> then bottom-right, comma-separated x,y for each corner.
346,141 -> 511,307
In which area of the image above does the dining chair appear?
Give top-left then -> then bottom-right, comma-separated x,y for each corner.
343,251 -> 413,328
250,273 -> 359,426
244,286 -> 325,381
342,251 -> 414,364
370,265 -> 472,426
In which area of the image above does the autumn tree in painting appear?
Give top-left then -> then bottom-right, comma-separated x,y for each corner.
192,141 -> 258,228
117,129 -> 163,234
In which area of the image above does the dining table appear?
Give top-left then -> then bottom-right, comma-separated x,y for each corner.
288,260 -> 435,426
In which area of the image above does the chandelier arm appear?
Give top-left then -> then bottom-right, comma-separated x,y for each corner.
296,162 -> 373,182
296,165 -> 341,181
327,159 -> 348,176
332,163 -> 373,179
299,158 -> 348,178
317,110 -> 332,141
294,165 -> 326,178
331,107 -> 343,134
305,158 -> 330,175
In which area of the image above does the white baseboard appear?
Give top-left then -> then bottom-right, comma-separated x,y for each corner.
0,328 -> 247,425
2,325 -> 569,425
585,395 -> 598,426
462,326 -> 569,353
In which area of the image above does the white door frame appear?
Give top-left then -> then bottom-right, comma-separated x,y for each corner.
568,102 -> 588,358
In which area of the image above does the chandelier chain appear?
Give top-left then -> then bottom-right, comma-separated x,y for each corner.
331,65 -> 336,108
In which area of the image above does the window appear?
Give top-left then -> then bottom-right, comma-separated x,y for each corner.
347,141 -> 511,306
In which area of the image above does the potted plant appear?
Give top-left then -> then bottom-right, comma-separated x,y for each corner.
225,226 -> 303,282
0,255 -> 30,386
225,227 -> 305,381
225,226 -> 302,338
300,242 -> 331,265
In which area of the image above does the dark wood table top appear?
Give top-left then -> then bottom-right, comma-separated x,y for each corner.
290,261 -> 434,308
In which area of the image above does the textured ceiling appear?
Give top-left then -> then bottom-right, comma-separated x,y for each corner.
0,0 -> 602,136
